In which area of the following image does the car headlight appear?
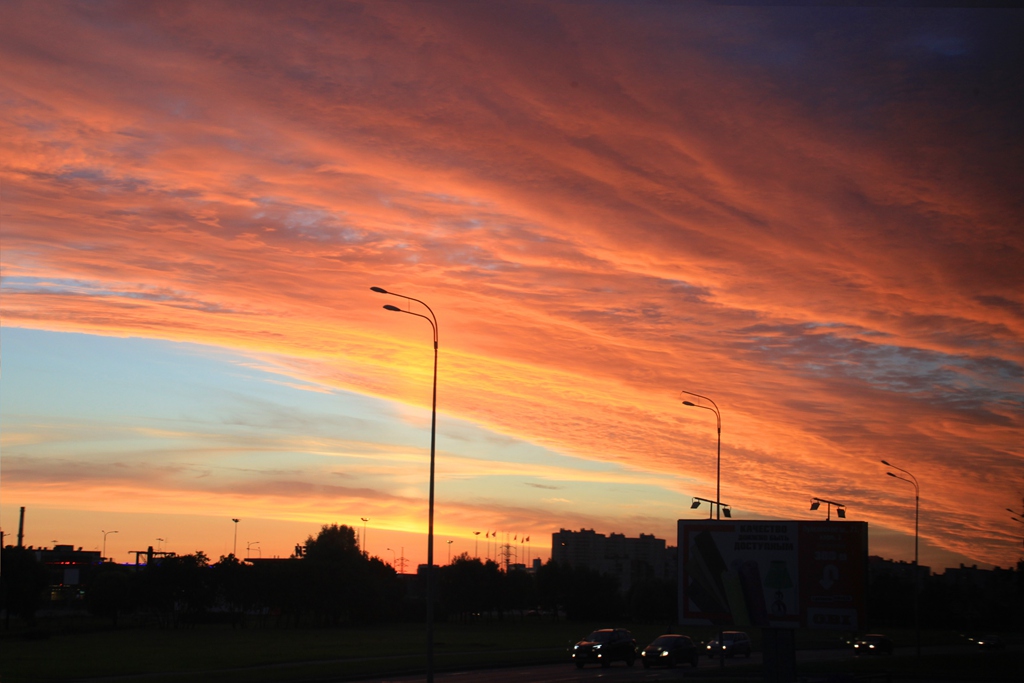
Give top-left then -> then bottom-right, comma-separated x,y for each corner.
660,651 -> 669,657
868,644 -> 875,649
592,644 -> 602,649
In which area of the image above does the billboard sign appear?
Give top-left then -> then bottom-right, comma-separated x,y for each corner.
678,520 -> 867,630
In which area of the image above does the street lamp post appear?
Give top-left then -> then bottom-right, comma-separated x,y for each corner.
231,518 -> 240,558
386,547 -> 397,568
680,391 -> 723,519
361,517 -> 370,557
372,285 -> 439,683
246,541 -> 260,559
102,530 -> 118,562
882,459 -> 920,663
447,539 -> 453,564
1008,500 -> 1024,549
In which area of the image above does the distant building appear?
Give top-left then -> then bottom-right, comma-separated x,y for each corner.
937,563 -> 1019,590
868,554 -> 930,582
551,528 -> 670,592
29,544 -> 102,604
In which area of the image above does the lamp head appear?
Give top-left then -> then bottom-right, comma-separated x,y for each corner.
383,304 -> 401,311
810,500 -> 820,511
682,400 -> 696,406
837,508 -> 846,519
886,472 -> 897,478
880,459 -> 891,466
690,499 -> 701,509
723,507 -> 732,518
370,286 -> 388,294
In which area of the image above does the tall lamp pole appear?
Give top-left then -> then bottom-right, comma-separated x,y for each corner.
102,530 -> 118,562
361,517 -> 370,557
882,459 -> 920,663
231,518 -> 239,558
372,285 -> 438,683
680,391 -> 723,519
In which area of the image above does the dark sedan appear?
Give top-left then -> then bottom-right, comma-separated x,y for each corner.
706,630 -> 752,658
571,628 -> 637,668
853,634 -> 893,655
641,634 -> 700,668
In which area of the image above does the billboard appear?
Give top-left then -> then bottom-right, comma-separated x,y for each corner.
678,520 -> 867,630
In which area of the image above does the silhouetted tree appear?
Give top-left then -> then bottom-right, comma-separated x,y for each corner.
627,576 -> 676,622
503,567 -> 537,618
301,524 -> 367,625
0,547 -> 49,628
212,555 -> 256,626
135,551 -> 214,627
86,563 -> 133,627
536,559 -> 623,621
438,555 -> 501,621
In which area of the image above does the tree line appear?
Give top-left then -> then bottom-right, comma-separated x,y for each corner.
1,524 -> 677,629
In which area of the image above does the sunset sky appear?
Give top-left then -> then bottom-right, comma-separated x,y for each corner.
2,1 -> 1021,572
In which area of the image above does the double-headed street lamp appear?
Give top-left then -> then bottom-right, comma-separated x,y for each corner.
810,497 -> 847,521
690,496 -> 731,519
881,459 -> 920,663
680,390 -> 723,520
372,285 -> 439,683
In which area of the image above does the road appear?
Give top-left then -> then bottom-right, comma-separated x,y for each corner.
354,645 -> 976,683
360,648 -> 826,683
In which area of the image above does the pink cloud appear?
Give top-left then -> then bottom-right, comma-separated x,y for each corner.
2,2 -> 1021,567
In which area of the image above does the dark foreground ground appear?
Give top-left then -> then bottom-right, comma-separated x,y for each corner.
1,616 -> 1020,683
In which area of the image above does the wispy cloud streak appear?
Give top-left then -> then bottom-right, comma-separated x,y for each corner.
1,1 -> 1021,567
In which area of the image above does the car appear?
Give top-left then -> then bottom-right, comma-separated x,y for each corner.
706,630 -> 752,658
641,634 -> 700,668
976,635 -> 1005,650
571,628 -> 637,668
853,634 -> 893,655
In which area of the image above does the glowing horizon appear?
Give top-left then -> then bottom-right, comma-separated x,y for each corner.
1,2 -> 1021,571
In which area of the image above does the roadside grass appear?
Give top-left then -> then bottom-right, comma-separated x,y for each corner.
4,619 -> 577,683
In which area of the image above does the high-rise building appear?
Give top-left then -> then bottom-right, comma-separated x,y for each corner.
551,528 -> 671,592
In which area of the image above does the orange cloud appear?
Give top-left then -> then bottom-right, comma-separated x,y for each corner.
1,2 -> 1021,569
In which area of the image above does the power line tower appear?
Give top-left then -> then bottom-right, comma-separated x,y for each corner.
499,532 -> 518,571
